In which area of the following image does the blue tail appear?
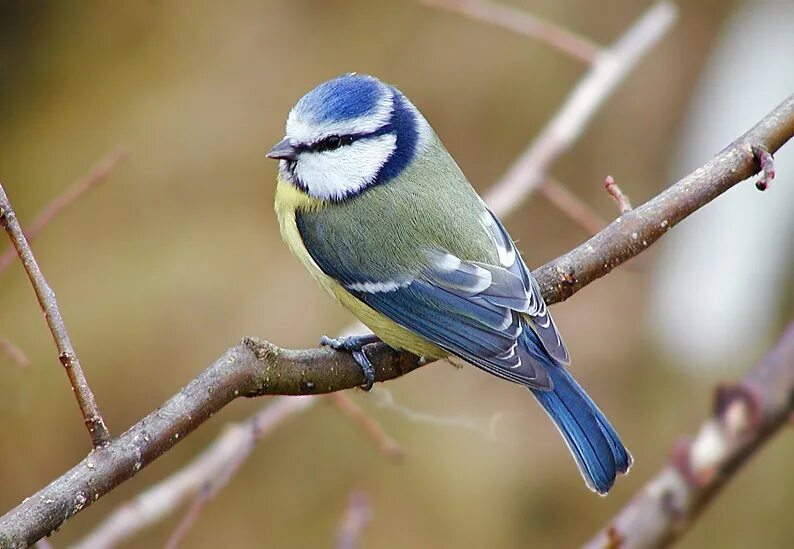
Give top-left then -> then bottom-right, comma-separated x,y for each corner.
525,337 -> 631,494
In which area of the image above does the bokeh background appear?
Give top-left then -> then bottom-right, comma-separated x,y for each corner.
1,1 -> 793,547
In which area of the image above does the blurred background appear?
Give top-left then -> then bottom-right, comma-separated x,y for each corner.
1,0 -> 792,547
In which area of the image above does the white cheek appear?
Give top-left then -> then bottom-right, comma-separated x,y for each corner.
295,134 -> 397,200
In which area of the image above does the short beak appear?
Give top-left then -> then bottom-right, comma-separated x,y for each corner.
266,138 -> 298,161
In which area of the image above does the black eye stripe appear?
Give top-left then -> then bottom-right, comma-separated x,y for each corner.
297,123 -> 395,154
311,134 -> 355,152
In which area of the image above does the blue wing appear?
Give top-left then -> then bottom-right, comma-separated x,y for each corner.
353,258 -> 552,389
480,208 -> 569,364
297,209 -> 558,388
296,209 -> 631,492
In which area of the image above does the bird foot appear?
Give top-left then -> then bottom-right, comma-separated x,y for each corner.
320,334 -> 380,391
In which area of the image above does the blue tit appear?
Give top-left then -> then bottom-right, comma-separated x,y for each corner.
268,74 -> 631,494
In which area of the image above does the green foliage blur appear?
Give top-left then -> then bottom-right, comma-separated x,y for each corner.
1,1 -> 792,547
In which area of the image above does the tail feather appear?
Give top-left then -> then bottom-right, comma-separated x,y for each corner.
524,334 -> 631,494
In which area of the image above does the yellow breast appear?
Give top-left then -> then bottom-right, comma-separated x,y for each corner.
274,177 -> 446,359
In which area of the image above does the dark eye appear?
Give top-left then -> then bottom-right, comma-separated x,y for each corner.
324,135 -> 342,150
316,134 -> 355,152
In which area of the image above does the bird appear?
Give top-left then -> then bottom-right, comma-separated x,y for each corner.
268,73 -> 631,494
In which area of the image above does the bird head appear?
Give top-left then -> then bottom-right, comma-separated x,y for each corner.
268,74 -> 431,202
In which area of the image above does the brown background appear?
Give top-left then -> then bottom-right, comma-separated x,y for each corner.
1,1 -> 792,547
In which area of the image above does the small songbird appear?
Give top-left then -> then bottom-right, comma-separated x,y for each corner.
268,74 -> 631,494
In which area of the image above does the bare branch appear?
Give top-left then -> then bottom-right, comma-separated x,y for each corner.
585,322 -> 794,548
336,491 -> 372,549
71,397 -> 313,549
484,1 -> 678,217
0,184 -> 111,447
424,0 -> 600,64
603,175 -> 633,214
331,393 -> 404,461
534,93 -> 794,303
0,148 -> 126,277
0,336 -> 31,369
2,92 -> 792,547
538,178 -> 607,235
752,145 -> 775,190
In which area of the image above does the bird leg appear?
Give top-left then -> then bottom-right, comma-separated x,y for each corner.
320,333 -> 381,391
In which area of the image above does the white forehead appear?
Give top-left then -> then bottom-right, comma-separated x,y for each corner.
285,88 -> 394,144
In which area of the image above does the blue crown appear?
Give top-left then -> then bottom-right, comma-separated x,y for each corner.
294,74 -> 387,123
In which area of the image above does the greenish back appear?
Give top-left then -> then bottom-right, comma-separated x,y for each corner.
298,133 -> 500,281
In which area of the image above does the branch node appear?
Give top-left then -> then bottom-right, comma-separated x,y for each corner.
752,145 -> 775,190
714,382 -> 762,435
604,175 -> 633,214
243,337 -> 279,362
300,379 -> 317,393
0,205 -> 10,228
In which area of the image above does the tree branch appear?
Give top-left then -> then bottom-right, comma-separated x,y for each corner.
585,321 -> 794,548
538,178 -> 607,235
424,0 -> 601,64
484,0 -> 678,218
330,393 -> 405,461
0,148 -> 126,277
0,336 -> 31,369
1,92 -> 792,546
336,491 -> 372,549
534,93 -> 794,303
71,396 -> 313,549
0,184 -> 111,447
603,175 -> 633,214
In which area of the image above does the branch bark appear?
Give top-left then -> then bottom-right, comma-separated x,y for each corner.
0,93 -> 792,547
0,185 -> 111,447
585,322 -> 794,549
535,94 -> 794,303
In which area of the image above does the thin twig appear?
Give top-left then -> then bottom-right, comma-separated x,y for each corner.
424,0 -> 600,64
538,178 -> 607,235
603,175 -> 633,213
71,397 -> 313,549
484,1 -> 678,217
0,184 -> 110,447
336,491 -> 372,549
0,336 -> 31,368
534,96 -> 794,303
330,393 -> 404,461
585,322 -> 794,548
3,91 -> 792,547
0,148 -> 126,277
0,149 -> 125,374
161,446 -> 250,549
752,145 -> 775,190
162,396 -> 313,549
